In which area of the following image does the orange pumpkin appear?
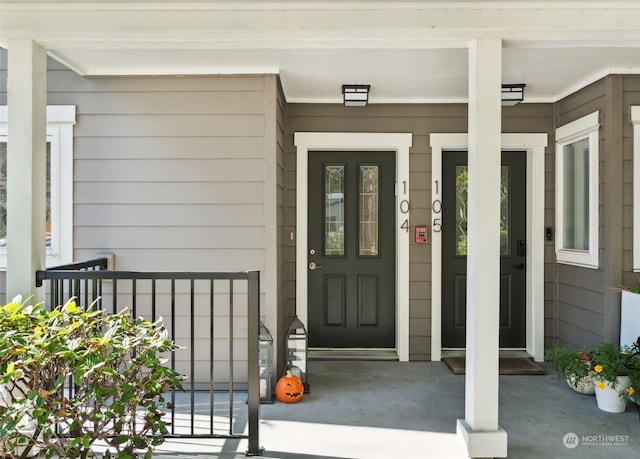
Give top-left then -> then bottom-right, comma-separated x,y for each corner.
275,370 -> 304,403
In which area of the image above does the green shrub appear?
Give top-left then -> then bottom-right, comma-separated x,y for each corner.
545,345 -> 592,387
0,296 -> 184,459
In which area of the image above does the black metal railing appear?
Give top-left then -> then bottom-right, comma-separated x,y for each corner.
35,261 -> 261,456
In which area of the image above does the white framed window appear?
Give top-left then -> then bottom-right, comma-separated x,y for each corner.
555,111 -> 599,269
0,105 -> 76,269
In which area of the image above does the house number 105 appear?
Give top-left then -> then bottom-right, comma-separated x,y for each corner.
432,179 -> 442,232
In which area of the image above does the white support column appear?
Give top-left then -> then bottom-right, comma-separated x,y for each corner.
456,38 -> 507,458
6,40 -> 48,303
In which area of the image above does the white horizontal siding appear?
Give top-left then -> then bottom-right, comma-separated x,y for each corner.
75,204 -> 265,226
67,91 -> 267,115
74,136 -> 265,159
75,227 -> 265,249
3,57 -> 271,382
75,182 -> 265,204
75,114 -> 265,137
75,158 -> 265,182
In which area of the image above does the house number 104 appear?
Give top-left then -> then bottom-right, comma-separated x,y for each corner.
399,180 -> 410,232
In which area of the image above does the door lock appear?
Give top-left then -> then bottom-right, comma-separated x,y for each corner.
309,262 -> 323,270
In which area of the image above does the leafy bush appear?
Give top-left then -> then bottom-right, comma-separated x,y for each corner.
545,345 -> 592,388
0,296 -> 184,458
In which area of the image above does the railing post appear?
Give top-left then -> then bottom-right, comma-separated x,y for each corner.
246,270 -> 262,456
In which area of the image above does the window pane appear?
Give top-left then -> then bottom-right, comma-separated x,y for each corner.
0,143 -> 6,247
46,142 -> 51,248
455,164 -> 509,256
500,165 -> 509,256
325,165 -> 345,256
0,142 -> 51,248
455,166 -> 468,256
359,165 -> 379,256
563,138 -> 590,250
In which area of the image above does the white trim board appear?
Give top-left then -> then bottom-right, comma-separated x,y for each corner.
294,132 -> 412,362
430,133 -> 548,362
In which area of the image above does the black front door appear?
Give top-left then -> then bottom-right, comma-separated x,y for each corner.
442,151 -> 527,348
307,151 -> 396,348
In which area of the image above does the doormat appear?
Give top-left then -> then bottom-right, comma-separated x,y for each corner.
443,356 -> 545,375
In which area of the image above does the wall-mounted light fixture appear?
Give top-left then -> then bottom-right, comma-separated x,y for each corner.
342,84 -> 370,107
501,84 -> 526,106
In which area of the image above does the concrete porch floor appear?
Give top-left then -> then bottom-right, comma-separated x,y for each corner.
154,360 -> 640,458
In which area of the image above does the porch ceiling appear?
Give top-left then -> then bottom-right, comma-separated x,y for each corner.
2,1 -> 640,103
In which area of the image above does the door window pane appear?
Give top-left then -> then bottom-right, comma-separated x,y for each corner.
500,165 -> 509,256
324,165 -> 345,256
455,166 -> 468,256
562,138 -> 589,250
359,165 -> 379,256
455,164 -> 509,256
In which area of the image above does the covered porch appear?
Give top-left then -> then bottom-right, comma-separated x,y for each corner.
4,2 -> 640,457
156,360 -> 639,458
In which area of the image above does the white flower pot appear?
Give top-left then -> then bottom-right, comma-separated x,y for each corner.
566,375 -> 595,395
593,376 -> 631,413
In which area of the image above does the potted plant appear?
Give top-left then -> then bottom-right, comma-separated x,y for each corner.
545,345 -> 594,394
589,341 -> 639,413
0,296 -> 185,458
626,337 -> 640,404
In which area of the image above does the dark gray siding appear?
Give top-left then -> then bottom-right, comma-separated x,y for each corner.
283,103 -> 555,360
274,76 -> 289,374
552,77 -> 625,349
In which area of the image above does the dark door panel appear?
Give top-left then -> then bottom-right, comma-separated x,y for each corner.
308,151 -> 396,348
442,151 -> 526,348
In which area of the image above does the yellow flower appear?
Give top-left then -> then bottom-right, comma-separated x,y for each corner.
597,381 -> 606,390
594,365 -> 603,373
627,387 -> 635,396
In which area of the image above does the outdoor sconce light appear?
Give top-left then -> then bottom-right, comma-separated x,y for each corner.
286,316 -> 309,393
259,321 -> 275,403
342,84 -> 370,107
501,84 -> 526,106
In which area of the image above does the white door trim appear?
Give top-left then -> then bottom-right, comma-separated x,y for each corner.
430,133 -> 548,362
294,132 -> 412,361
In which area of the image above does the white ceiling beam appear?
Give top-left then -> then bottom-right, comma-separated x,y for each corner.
3,4 -> 640,43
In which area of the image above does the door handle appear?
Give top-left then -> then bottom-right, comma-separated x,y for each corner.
514,262 -> 525,270
309,262 -> 323,270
